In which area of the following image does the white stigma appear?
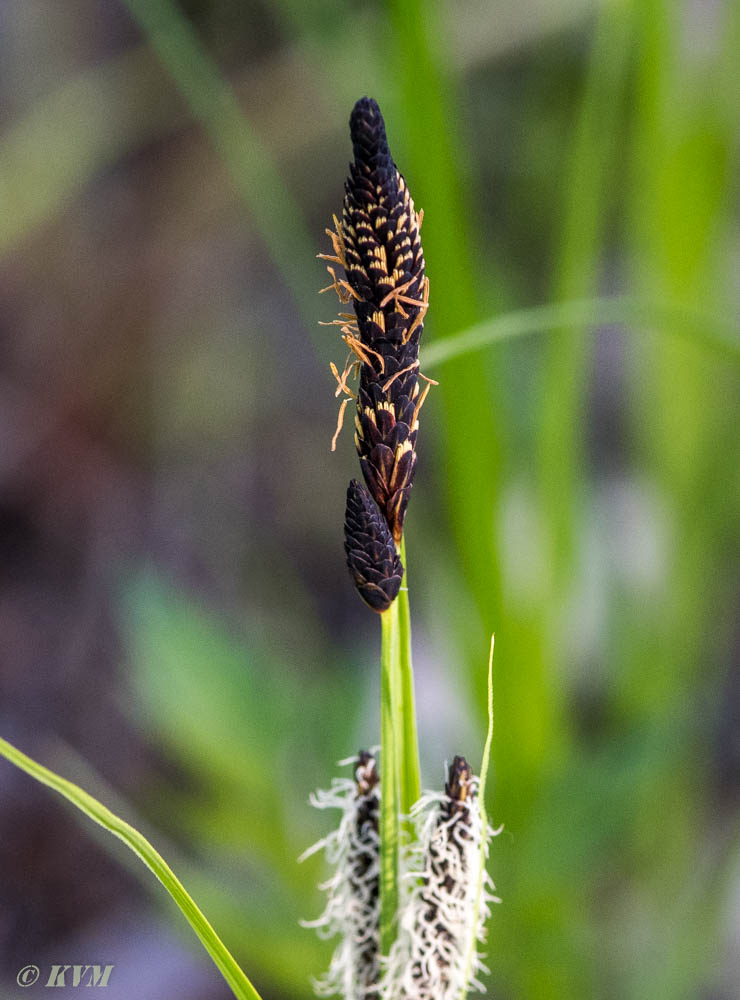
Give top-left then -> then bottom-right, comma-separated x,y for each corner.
300,753 -> 381,1000
384,777 -> 500,1000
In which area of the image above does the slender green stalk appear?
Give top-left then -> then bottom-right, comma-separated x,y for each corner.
0,736 -> 262,1000
397,535 -> 421,813
379,549 -> 422,952
379,603 -> 401,953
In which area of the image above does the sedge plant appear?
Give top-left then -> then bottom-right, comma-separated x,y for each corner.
304,97 -> 498,999
0,98 -> 497,1000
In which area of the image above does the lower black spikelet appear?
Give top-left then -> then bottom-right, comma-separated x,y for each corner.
344,479 -> 404,612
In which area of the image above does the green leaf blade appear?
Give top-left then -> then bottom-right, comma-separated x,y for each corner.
0,736 -> 262,1000
460,634 -> 496,1000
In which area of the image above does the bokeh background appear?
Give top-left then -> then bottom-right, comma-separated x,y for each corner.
1,0 -> 739,997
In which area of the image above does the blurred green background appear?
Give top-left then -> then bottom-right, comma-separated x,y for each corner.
1,0 -> 738,997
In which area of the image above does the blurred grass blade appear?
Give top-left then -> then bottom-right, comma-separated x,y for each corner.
386,0 -> 506,634
398,535 -> 421,812
121,0 -> 323,346
379,603 -> 401,952
460,634 -> 495,1000
0,47 -> 176,254
539,0 -> 634,585
0,736 -> 263,1000
421,296 -> 740,370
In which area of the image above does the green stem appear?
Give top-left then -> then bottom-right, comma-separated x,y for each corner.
379,602 -> 401,953
379,539 -> 423,952
398,534 -> 421,812
0,736 -> 261,1000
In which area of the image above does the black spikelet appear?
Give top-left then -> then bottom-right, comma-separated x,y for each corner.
344,479 -> 404,612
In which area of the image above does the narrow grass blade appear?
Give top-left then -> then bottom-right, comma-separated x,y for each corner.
397,534 -> 421,813
379,603 -> 401,953
121,0 -> 324,351
460,634 -> 495,1000
539,0 -> 633,586
421,296 -> 740,369
0,736 -> 263,1000
478,635 -> 496,835
386,0 -> 507,639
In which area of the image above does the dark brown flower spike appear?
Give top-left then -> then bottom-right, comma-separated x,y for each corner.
322,97 -> 433,548
345,479 -> 404,612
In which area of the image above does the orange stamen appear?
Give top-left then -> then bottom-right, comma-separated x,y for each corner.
331,396 -> 352,452
382,360 -> 420,393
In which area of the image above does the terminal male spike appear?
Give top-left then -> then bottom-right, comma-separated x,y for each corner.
342,98 -> 428,545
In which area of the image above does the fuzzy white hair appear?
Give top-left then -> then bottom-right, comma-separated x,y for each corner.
384,772 -> 499,1000
300,752 -> 381,1000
